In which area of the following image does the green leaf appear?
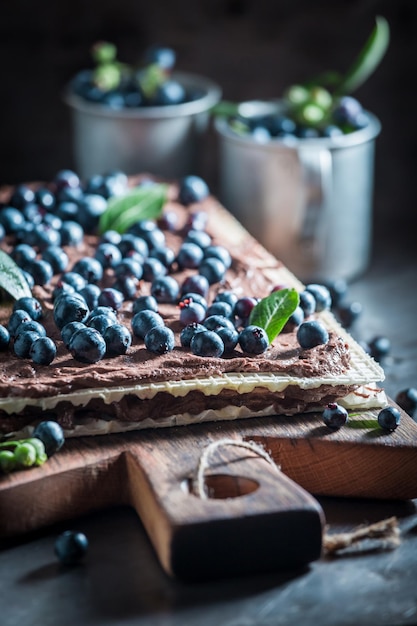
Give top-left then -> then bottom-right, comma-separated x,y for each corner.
0,249 -> 32,300
249,288 -> 299,344
98,184 -> 169,235
335,16 -> 390,96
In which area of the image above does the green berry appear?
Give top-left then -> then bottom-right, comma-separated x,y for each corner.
93,64 -> 121,91
91,41 -> 117,64
0,450 -> 16,473
309,86 -> 333,111
25,438 -> 48,465
285,84 -> 310,106
299,102 -> 326,125
14,442 -> 37,468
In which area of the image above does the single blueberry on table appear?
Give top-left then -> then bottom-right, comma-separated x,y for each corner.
305,283 -> 332,312
299,290 -> 316,317
11,243 -> 37,267
179,300 -> 206,326
377,406 -> 401,432
216,325 -> 239,352
152,80 -> 186,106
69,327 -> 107,364
42,245 -> 69,275
72,257 -> 104,284
94,242 -> 123,269
238,325 -> 269,355
336,301 -> 363,329
59,220 -> 84,246
132,295 -> 159,315
184,228 -> 211,249
87,313 -> 114,335
190,329 -> 224,358
112,276 -> 138,300
369,336 -> 391,362
98,287 -> 124,311
15,320 -> 46,338
26,259 -> 54,286
150,245 -> 175,269
8,309 -> 32,338
142,257 -> 167,282
297,320 -> 329,350
61,271 -> 87,291
204,245 -> 232,270
114,258 -> 143,281
179,292 -> 207,311
322,402 -> 349,429
54,294 -> 89,330
214,291 -> 238,309
9,184 -> 36,210
0,206 -> 26,234
33,420 -> 65,456
204,314 -> 235,333
79,284 -> 101,310
205,301 -> 233,319
144,325 -> 175,354
61,321 -> 87,349
55,530 -> 88,566
176,242 -> 204,269
30,336 -> 57,365
88,306 -> 118,323
234,297 -> 258,322
151,275 -> 180,304
282,306 -> 304,333
199,257 -> 226,285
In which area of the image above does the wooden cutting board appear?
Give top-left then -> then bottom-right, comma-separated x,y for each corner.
1,401 -> 417,580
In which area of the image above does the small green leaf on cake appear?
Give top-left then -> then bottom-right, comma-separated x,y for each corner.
249,288 -> 299,343
0,249 -> 32,300
98,183 -> 169,234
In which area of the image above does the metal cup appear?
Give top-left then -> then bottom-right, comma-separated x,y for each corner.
215,101 -> 381,283
64,71 -> 222,180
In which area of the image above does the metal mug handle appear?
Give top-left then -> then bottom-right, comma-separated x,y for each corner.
297,145 -> 333,265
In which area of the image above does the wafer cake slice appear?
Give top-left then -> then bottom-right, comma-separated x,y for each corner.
0,175 -> 386,439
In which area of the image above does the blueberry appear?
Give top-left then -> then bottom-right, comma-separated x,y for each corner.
176,242 -> 204,269
151,276 -> 179,304
199,257 -> 226,285
299,290 -> 316,317
204,245 -> 232,269
29,223 -> 62,250
179,292 -> 208,311
104,323 -> 132,356
42,246 -> 69,274
234,297 -> 257,321
9,184 -> 36,210
100,229 -> 122,246
216,326 -> 239,352
98,287 -> 124,311
214,291 -> 238,309
150,245 -> 175,269
14,330 -> 41,358
43,213 -> 63,232
377,406 -> 401,432
181,274 -> 209,299
72,257 -> 104,283
69,327 -> 107,363
144,45 -> 176,70
79,284 -> 101,310
206,301 -> 234,319
87,313 -> 114,335
180,323 -> 206,348
55,530 -> 88,566
190,329 -> 224,357
13,296 -> 43,321
11,243 -> 37,267
332,96 -> 364,127
0,325 -> 10,350
33,420 -> 65,456
297,320 -> 329,349
185,229 -> 211,249
15,320 -> 46,338
30,336 -> 57,365
35,187 -> 56,211
369,336 -> 391,362
144,325 -> 175,354
132,295 -> 159,314
56,201 -> 79,222
25,259 -> 54,286
131,310 -> 165,339
88,306 -> 118,323
238,325 -> 269,354
152,80 -> 185,106
53,294 -> 89,330
60,220 -> 84,246
325,279 -> 348,309
142,257 -> 166,282
77,194 -> 107,233
118,233 -> 149,258
282,306 -> 304,333
61,271 -> 87,291
114,258 -> 143,281
305,284 -> 332,312
178,176 -> 209,206
95,171 -> 128,199
54,169 -> 80,192
179,300 -> 206,325
94,242 -> 122,269
0,207 -> 26,234
61,321 -> 87,349
204,315 -> 235,332
336,301 -> 363,328
8,309 -> 32,338
52,281 -> 75,301
322,402 -> 349,429
395,388 -> 417,418
112,276 -> 138,300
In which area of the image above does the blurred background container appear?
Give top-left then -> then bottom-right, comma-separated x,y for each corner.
0,0 -> 416,271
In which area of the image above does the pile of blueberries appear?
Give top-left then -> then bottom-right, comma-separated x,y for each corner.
70,43 -> 198,109
228,88 -> 369,142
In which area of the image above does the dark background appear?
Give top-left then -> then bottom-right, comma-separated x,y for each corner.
0,0 -> 416,242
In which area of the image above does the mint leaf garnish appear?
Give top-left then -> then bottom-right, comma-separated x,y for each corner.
335,16 -> 390,96
98,183 -> 169,234
249,288 -> 299,343
0,249 -> 32,300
